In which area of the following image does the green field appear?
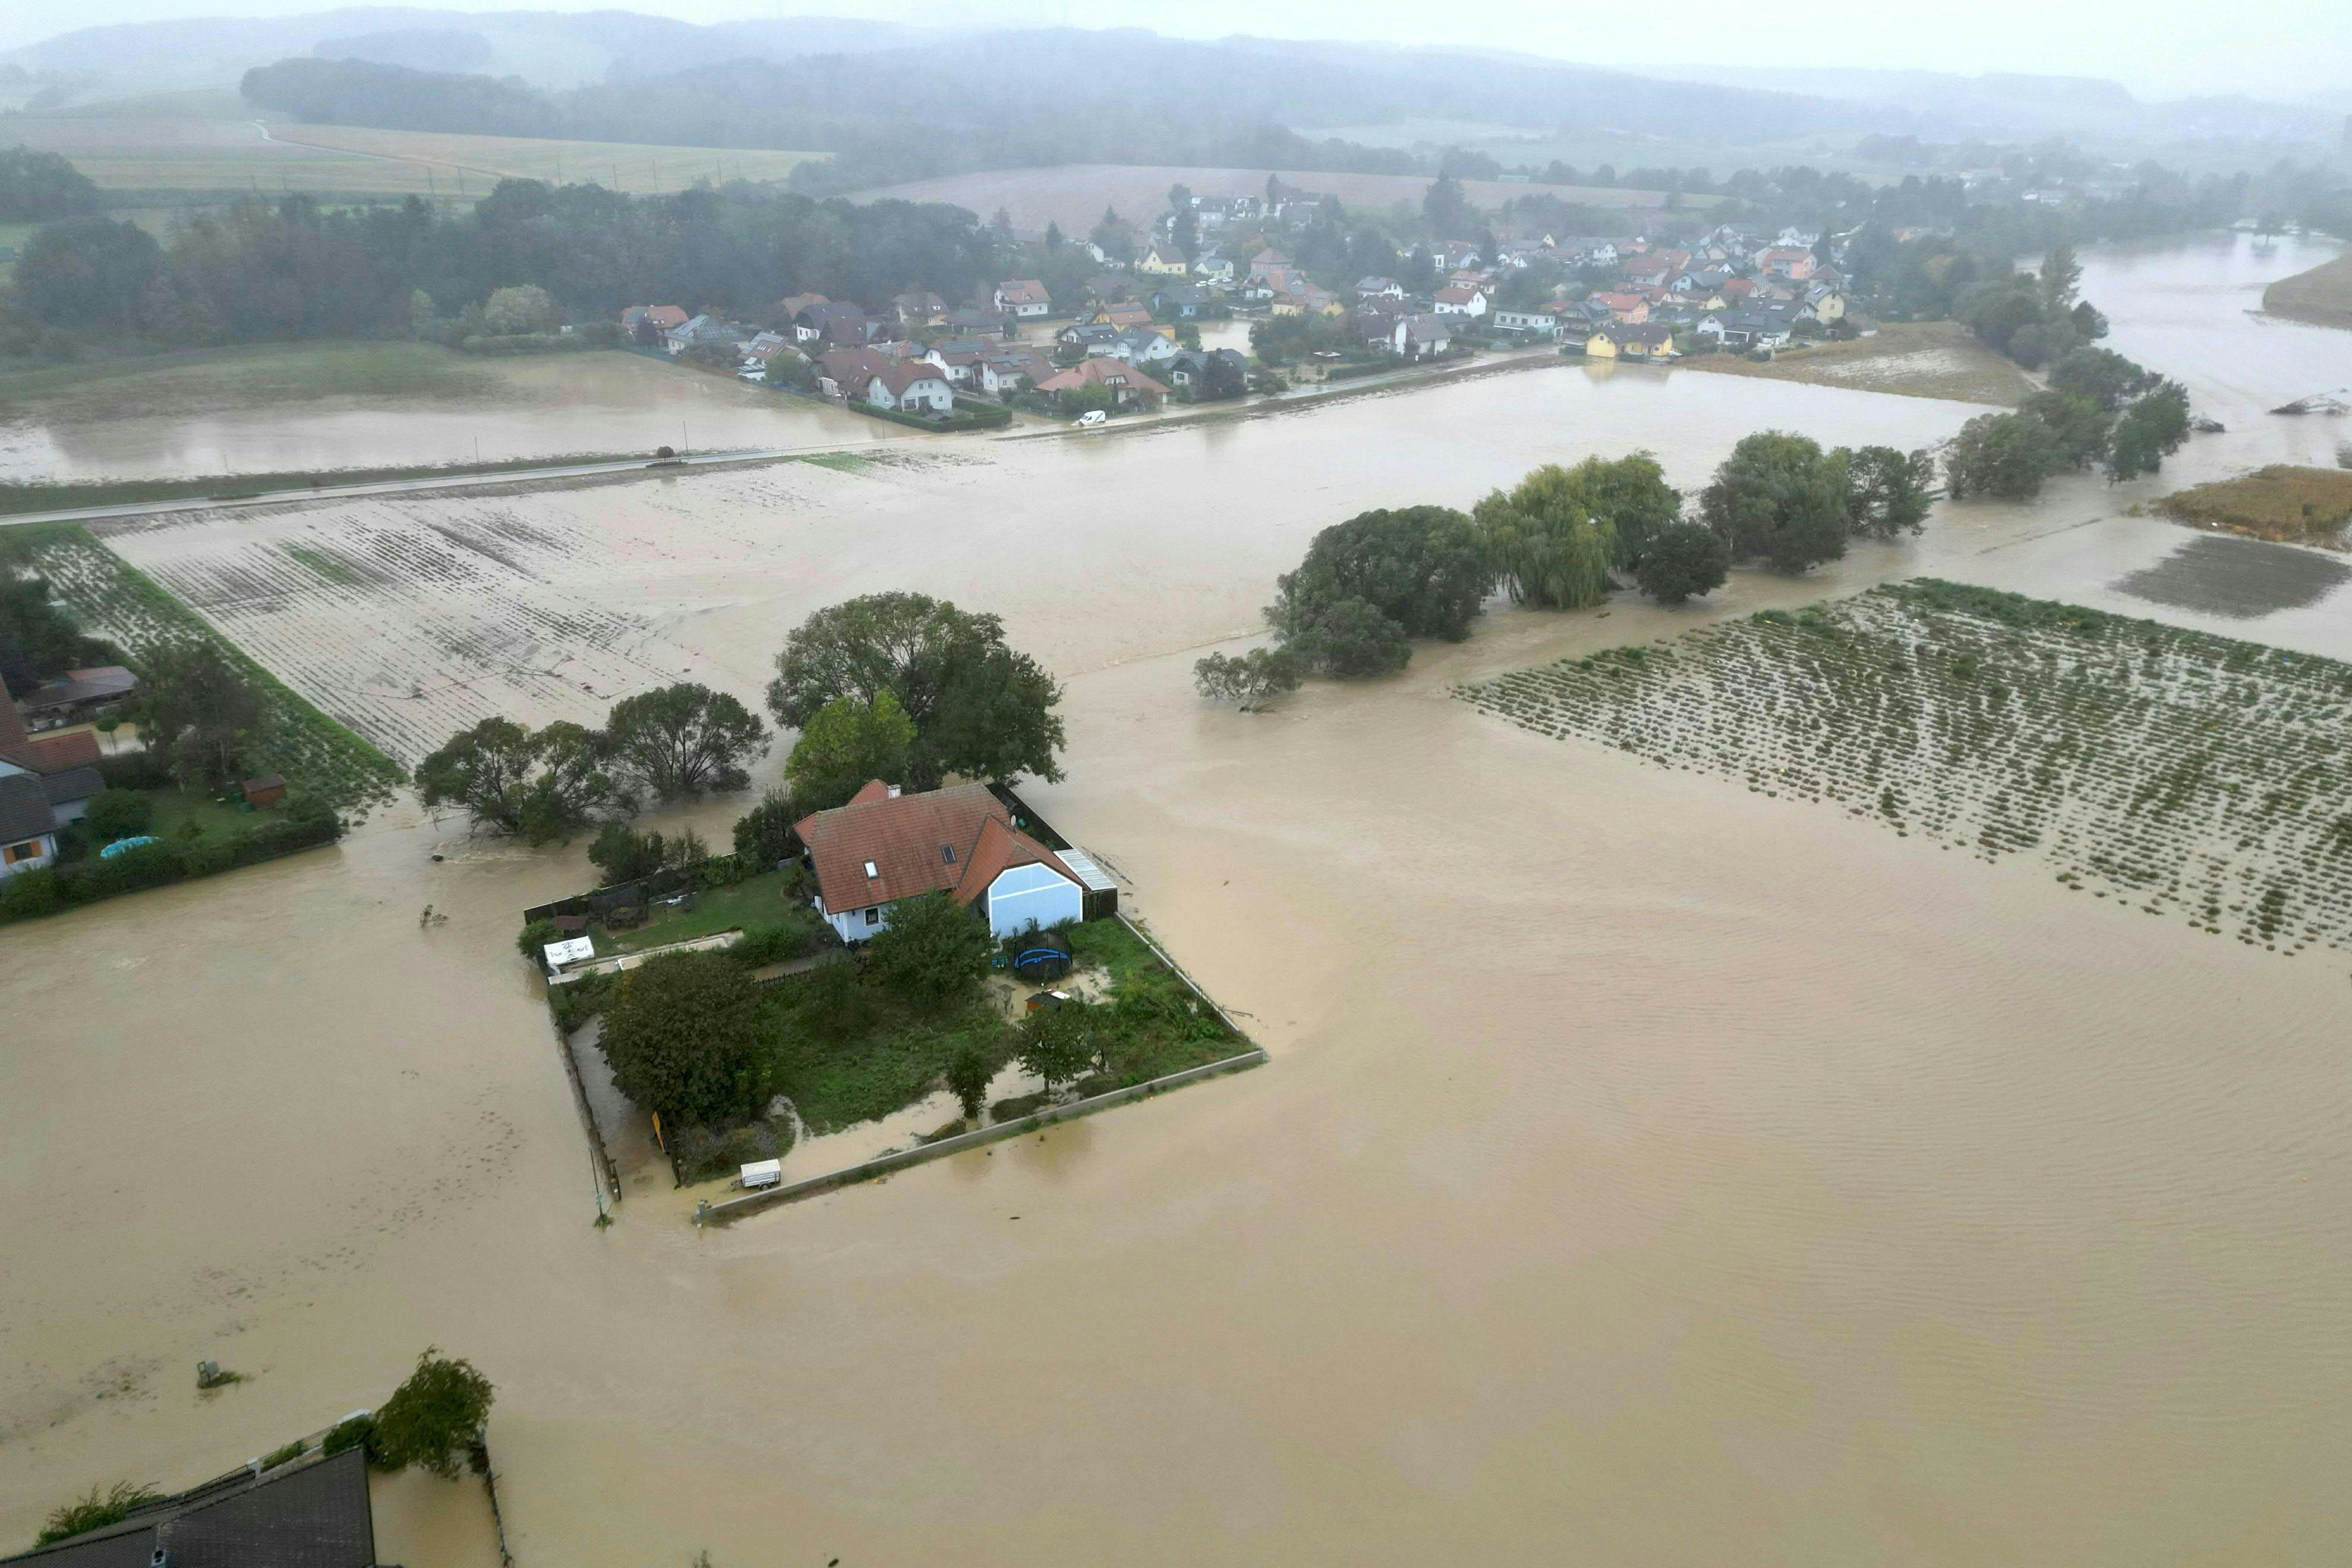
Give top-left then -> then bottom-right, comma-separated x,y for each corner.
3,99 -> 825,200
14,523 -> 405,814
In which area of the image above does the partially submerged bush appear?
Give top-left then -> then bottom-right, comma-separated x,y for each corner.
368,1348 -> 494,1479
36,1482 -> 165,1548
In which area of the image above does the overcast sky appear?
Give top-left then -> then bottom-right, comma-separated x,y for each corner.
8,0 -> 2350,100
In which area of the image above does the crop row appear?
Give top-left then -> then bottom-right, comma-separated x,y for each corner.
1457,578 -> 2352,956
27,526 -> 407,816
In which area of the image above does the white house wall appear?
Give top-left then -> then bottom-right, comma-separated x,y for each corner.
983,865 -> 1082,938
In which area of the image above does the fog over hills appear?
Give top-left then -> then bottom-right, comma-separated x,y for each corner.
4,8 -> 2342,162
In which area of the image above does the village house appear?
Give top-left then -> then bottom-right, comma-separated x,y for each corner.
1755,247 -> 1818,280
776,292 -> 829,320
919,336 -> 995,386
1390,313 -> 1454,359
1136,242 -> 1190,278
815,345 -> 909,399
1109,326 -> 1180,367
1191,251 -> 1235,282
791,302 -> 873,346
1585,323 -> 1678,361
1033,356 -> 1168,408
1355,276 -> 1405,300
1149,284 -> 1210,318
890,290 -> 947,328
1489,305 -> 1561,337
620,304 -> 688,342
1083,303 -> 1156,331
977,346 -> 1054,396
993,279 -> 1052,318
0,695 -> 102,877
858,361 -> 955,415
941,305 -> 1016,339
1055,322 -> 1124,355
1433,284 -> 1490,318
666,314 -> 748,355
1190,195 -> 1258,229
1165,346 -> 1248,392
1697,311 -> 1792,351
1591,291 -> 1651,325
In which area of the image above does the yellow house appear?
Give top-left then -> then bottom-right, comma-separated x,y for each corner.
1137,245 -> 1190,278
1585,325 -> 1677,362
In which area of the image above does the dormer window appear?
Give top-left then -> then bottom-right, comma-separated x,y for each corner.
863,860 -> 878,878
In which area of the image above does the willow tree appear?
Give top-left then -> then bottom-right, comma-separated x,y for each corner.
1474,475 -> 1619,610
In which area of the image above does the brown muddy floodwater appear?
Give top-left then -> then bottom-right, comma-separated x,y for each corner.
6,236 -> 2352,1564
0,352 -> 903,482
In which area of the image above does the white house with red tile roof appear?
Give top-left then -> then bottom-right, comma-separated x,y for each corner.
794,781 -> 1083,941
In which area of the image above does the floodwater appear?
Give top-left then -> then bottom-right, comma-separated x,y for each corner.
7,235 -> 2352,1564
0,352 -> 901,483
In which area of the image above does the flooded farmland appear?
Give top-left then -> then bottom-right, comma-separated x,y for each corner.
5,234 -> 2352,1564
0,348 -> 900,483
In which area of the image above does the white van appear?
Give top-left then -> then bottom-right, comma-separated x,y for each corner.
1073,409 -> 1108,428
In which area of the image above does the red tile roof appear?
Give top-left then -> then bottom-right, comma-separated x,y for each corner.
796,782 -> 1076,915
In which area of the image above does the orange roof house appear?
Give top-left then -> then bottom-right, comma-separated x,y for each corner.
795,781 -> 1086,941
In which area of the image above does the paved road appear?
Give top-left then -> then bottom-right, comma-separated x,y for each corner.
0,442 -> 900,529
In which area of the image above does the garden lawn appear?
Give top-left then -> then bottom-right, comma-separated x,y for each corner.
599,869 -> 814,955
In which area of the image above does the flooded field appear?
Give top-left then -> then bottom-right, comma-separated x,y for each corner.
0,346 -> 898,483
7,234 -> 2352,1563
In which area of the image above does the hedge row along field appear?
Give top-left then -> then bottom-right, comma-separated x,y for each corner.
20,524 -> 406,816
1458,578 -> 2352,955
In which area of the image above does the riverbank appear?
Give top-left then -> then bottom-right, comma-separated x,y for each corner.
1678,320 -> 2036,405
2261,252 -> 2352,329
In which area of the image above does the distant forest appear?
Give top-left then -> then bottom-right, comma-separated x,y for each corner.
7,184 -> 1001,349
241,31 -> 1907,193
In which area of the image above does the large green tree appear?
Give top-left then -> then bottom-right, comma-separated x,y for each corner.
864,890 -> 994,1011
1698,432 -> 1853,572
1265,505 -> 1489,678
1633,522 -> 1730,605
784,689 -> 916,810
766,593 -> 1064,791
0,565 -> 113,699
2048,346 -> 2154,411
368,1348 -> 495,1479
133,642 -> 268,790
1470,456 -> 1678,604
603,682 -> 767,799
1944,410 -> 2067,501
2104,380 -> 2192,481
414,717 -> 619,843
1840,446 -> 1938,540
598,950 -> 771,1126
2019,390 -> 2115,470
1017,1001 -> 1098,1093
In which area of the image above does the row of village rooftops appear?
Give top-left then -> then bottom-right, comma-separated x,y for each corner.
610,221 -> 1861,411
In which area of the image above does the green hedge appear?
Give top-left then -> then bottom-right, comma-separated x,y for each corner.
457,324 -> 620,355
0,806 -> 342,925
846,400 -> 1013,433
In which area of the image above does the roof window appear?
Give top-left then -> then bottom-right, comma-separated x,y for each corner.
942,844 -> 956,865
863,860 -> 878,878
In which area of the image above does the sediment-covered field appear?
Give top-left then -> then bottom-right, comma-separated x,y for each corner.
1462,578 -> 2352,953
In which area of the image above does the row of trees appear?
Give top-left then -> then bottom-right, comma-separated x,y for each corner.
415,683 -> 765,842
1210,439 -> 1939,696
1946,346 -> 2192,500
421,592 -> 1065,840
6,181 -> 1001,350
